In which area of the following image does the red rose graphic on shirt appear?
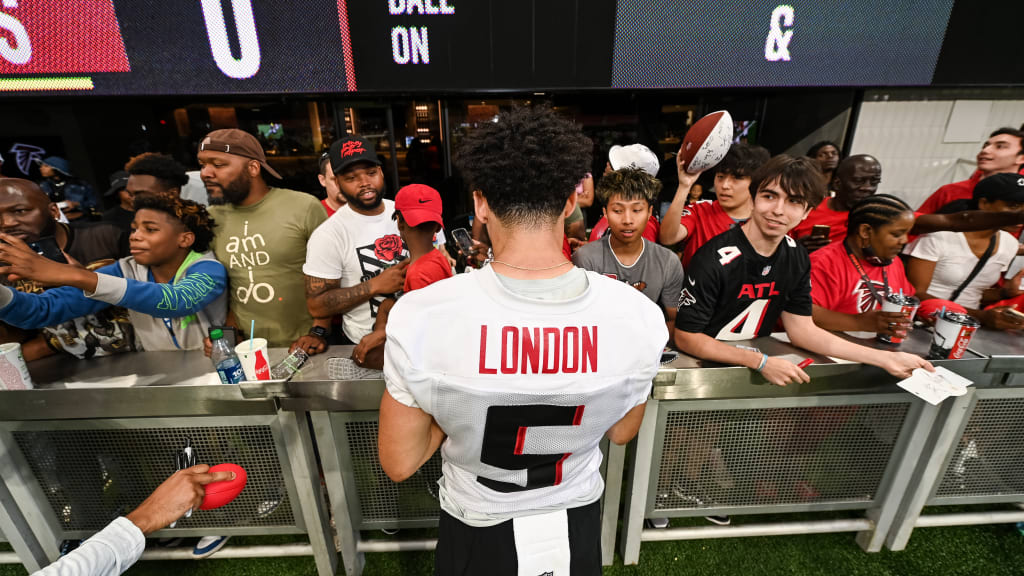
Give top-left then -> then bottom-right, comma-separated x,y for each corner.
374,235 -> 403,262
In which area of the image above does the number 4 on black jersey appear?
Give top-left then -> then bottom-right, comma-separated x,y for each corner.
674,226 -> 813,340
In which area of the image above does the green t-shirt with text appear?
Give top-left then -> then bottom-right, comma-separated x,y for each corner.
209,188 -> 327,347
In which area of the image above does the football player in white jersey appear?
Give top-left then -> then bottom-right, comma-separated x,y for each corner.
378,106 -> 668,575
674,154 -> 933,385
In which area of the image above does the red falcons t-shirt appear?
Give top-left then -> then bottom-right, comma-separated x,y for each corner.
680,200 -> 743,267
790,200 -> 850,243
404,249 -> 454,293
809,240 -> 915,314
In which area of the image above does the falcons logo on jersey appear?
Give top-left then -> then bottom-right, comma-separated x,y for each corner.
9,143 -> 46,175
678,288 -> 696,307
853,279 -> 887,312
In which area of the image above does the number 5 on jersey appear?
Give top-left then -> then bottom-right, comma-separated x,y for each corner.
478,404 -> 584,492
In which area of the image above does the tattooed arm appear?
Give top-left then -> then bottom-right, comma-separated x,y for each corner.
305,260 -> 409,318
305,276 -> 371,318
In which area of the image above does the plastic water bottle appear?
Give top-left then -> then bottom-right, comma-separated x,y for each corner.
270,348 -> 309,381
210,329 -> 244,384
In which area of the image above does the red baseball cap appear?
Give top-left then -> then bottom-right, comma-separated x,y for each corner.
395,184 -> 443,227
917,299 -> 967,321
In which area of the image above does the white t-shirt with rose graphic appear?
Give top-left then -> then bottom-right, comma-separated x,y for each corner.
303,199 -> 408,342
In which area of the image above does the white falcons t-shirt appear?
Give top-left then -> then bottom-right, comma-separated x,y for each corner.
385,266 -> 667,527
303,200 -> 407,342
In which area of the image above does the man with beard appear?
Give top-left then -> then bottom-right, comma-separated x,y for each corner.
303,136 -> 409,351
199,129 -> 328,353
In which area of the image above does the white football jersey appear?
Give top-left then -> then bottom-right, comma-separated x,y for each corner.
384,266 -> 667,527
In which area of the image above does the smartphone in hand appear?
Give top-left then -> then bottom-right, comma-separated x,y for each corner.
810,225 -> 830,239
452,227 -> 475,255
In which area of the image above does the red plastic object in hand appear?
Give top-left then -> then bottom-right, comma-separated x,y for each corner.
200,463 -> 247,510
917,299 -> 967,322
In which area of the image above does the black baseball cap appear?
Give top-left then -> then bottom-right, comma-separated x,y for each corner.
104,170 -> 129,197
973,173 -> 1024,204
329,136 -> 381,175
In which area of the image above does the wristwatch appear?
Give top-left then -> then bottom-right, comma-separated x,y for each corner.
309,326 -> 329,340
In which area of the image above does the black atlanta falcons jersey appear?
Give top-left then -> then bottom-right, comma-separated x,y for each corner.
675,225 -> 812,340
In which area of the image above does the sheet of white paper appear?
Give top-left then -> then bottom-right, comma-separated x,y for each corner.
897,367 -> 972,405
771,332 -> 791,343
931,366 -> 974,390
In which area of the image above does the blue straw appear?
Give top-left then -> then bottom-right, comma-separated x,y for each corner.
250,319 -> 255,351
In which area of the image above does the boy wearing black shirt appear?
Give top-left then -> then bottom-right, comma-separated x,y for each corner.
674,155 -> 931,387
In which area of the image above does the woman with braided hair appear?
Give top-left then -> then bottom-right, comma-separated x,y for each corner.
808,194 -> 918,339
0,194 -> 227,351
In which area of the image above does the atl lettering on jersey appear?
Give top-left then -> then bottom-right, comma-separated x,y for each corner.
737,282 -> 781,299
478,325 -> 598,375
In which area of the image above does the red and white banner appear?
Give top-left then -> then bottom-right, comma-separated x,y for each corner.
0,0 -> 130,73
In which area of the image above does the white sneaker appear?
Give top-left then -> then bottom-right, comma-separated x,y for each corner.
192,535 -> 230,559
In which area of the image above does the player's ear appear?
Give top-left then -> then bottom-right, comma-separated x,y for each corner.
562,189 -> 578,220
472,190 -> 489,224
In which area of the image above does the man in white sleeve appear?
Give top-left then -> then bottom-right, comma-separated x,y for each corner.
32,465 -> 234,576
377,106 -> 668,575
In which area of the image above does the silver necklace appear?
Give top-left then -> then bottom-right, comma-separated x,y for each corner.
491,259 -> 572,271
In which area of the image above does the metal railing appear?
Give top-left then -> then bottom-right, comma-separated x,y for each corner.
0,327 -> 1021,575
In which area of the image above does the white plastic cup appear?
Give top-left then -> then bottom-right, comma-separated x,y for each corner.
928,312 -> 980,360
0,343 -> 34,390
235,338 -> 271,381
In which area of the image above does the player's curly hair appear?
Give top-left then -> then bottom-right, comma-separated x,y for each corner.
596,168 -> 661,206
749,154 -> 827,209
132,194 -> 216,252
454,106 -> 592,227
847,194 -> 912,236
125,153 -> 189,192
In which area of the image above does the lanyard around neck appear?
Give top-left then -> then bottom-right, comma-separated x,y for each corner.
843,240 -> 889,305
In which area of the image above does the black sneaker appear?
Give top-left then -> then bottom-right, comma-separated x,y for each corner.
58,540 -> 81,557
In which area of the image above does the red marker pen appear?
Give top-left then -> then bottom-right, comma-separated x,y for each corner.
797,358 -> 813,369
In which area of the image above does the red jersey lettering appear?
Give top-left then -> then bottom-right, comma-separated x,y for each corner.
479,325 -> 598,374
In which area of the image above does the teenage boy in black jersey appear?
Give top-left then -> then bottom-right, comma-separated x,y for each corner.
674,155 -> 932,387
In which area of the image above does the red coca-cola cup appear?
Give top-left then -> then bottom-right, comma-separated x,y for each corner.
877,294 -> 920,345
235,338 -> 271,381
927,312 -> 980,360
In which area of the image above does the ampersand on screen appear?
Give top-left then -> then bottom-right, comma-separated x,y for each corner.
764,5 -> 794,62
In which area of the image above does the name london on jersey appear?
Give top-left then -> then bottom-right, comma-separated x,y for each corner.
478,325 -> 598,375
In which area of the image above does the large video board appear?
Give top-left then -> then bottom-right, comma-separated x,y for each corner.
0,1 -> 1014,95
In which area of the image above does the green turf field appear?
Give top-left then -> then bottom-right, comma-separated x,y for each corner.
2,522 -> 1021,575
